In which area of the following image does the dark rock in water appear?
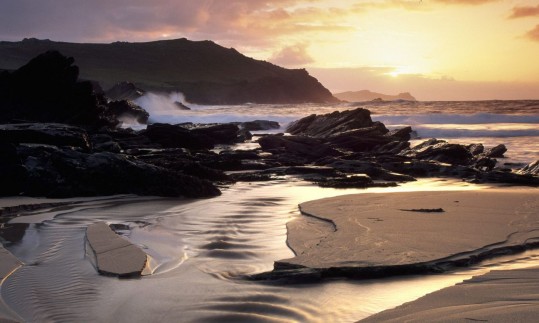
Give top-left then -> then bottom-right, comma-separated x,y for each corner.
144,123 -> 212,150
474,157 -> 497,171
485,144 -> 507,158
173,101 -> 191,110
516,160 -> 539,176
107,100 -> 149,124
258,135 -> 339,159
14,144 -> 220,198
286,108 -> 375,137
0,123 -> 91,150
235,120 -> 280,131
0,51 -> 116,128
322,158 -> 416,182
144,123 -> 242,150
467,143 -> 484,156
105,81 -> 144,101
385,126 -> 413,141
191,124 -> 241,145
326,123 -> 392,152
400,139 -> 473,165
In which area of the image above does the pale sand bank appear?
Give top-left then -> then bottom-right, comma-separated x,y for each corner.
361,266 -> 539,322
86,222 -> 148,277
276,189 -> 539,276
0,246 -> 22,322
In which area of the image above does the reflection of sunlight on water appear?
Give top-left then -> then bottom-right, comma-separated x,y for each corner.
3,180 -> 539,322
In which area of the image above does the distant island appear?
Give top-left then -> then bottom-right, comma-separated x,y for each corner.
0,38 -> 338,105
334,90 -> 416,102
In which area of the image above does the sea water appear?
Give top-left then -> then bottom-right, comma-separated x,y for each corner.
135,97 -> 539,165
2,99 -> 539,322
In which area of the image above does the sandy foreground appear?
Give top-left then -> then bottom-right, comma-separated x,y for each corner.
360,265 -> 539,322
278,188 -> 539,270
276,188 -> 539,321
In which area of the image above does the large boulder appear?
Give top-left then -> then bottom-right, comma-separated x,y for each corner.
286,108 -> 375,137
144,123 -> 241,150
0,123 -> 91,150
399,139 -> 474,165
0,51 -> 116,128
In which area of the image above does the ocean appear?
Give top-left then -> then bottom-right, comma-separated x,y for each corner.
135,96 -> 539,166
2,98 -> 539,322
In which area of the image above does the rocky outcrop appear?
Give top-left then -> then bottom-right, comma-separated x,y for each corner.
16,144 -> 220,198
287,108 -> 375,137
0,51 -> 116,128
0,123 -> 91,150
517,160 -> 539,176
105,82 -> 144,101
143,123 -> 242,150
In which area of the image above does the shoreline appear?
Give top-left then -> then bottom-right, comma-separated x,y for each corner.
2,183 -> 539,322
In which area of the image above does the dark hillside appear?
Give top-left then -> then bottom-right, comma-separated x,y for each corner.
0,38 -> 338,104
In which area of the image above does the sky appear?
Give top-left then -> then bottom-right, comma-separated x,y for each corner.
1,0 -> 539,100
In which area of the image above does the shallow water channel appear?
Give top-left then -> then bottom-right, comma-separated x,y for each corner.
2,179 -> 539,322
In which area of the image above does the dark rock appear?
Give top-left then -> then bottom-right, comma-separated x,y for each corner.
258,135 -> 339,159
0,143 -> 27,195
0,123 -> 91,150
144,123 -> 213,150
286,108 -> 375,137
0,51 -> 117,129
14,144 -> 220,198
107,100 -> 149,124
400,208 -> 445,213
385,126 -> 413,141
485,144 -> 507,158
474,157 -> 497,171
400,139 -> 473,165
322,158 -> 416,182
105,82 -> 144,101
467,143 -> 484,156
191,124 -> 242,145
235,120 -> 280,131
516,160 -> 539,176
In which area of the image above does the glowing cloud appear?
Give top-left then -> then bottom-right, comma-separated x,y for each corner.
509,4 -> 539,19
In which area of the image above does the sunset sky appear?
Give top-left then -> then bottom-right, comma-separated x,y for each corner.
1,0 -> 539,100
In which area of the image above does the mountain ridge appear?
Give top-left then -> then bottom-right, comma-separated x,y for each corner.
0,38 -> 338,104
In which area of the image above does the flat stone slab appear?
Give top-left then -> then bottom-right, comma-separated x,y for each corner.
361,266 -> 539,322
86,222 -> 147,277
276,189 -> 539,276
0,245 -> 21,282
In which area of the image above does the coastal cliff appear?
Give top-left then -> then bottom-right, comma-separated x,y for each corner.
0,38 -> 338,105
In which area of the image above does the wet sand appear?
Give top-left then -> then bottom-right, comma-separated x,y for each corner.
361,265 -> 539,322
276,188 -> 539,320
279,189 -> 539,273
